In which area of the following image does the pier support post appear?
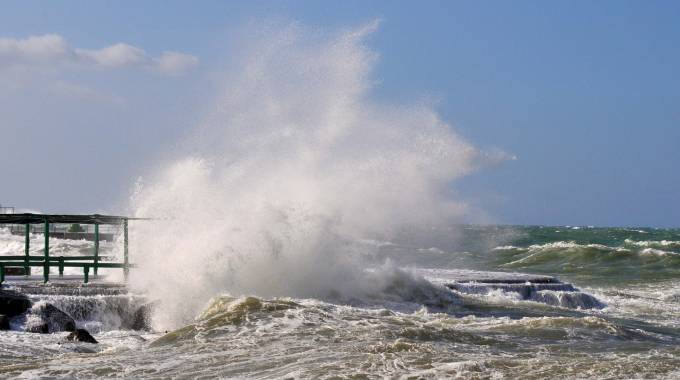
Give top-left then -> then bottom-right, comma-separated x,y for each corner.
43,220 -> 49,283
93,224 -> 99,276
123,218 -> 129,281
58,257 -> 64,276
24,223 -> 30,276
83,265 -> 89,283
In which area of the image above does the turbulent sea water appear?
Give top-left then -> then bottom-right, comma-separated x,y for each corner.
1,225 -> 680,379
3,21 -> 679,379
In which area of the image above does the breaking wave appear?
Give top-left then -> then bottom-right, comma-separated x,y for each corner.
133,294 -> 679,379
127,21 -> 488,330
624,239 -> 680,250
493,241 -> 680,282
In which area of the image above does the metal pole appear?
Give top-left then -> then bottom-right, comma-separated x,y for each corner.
43,219 -> 49,283
93,223 -> 99,275
123,218 -> 129,281
24,223 -> 30,276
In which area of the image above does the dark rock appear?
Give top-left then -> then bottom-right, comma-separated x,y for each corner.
28,303 -> 76,333
28,323 -> 49,334
66,329 -> 98,344
0,289 -> 32,317
0,314 -> 10,330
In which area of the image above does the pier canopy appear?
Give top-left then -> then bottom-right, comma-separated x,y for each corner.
0,213 -> 141,225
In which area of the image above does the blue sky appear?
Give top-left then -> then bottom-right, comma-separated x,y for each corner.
1,1 -> 679,227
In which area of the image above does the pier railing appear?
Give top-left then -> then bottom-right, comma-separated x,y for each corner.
0,214 -> 141,284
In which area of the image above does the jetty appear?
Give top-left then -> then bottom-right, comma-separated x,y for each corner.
0,214 -> 141,284
416,268 -> 604,309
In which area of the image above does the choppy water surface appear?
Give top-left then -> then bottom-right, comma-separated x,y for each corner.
1,225 -> 680,379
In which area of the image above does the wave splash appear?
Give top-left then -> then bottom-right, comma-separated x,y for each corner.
127,22 -> 484,330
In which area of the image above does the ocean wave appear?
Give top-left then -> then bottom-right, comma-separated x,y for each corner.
492,241 -> 680,281
138,292 -> 679,379
449,283 -> 605,310
625,239 -> 680,250
4,289 -> 679,379
494,240 -> 679,258
492,245 -> 520,251
495,241 -> 630,253
486,315 -> 619,334
584,282 -> 680,330
417,247 -> 446,254
640,248 -> 678,256
154,294 -> 651,347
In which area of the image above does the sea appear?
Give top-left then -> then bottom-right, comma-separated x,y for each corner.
2,19 -> 679,380
1,224 -> 679,379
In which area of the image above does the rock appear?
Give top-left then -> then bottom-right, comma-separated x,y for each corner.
28,323 -> 49,334
66,329 -> 98,344
28,303 -> 76,333
0,314 -> 10,330
0,289 -> 32,317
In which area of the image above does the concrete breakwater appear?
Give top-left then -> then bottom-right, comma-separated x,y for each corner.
418,268 -> 605,310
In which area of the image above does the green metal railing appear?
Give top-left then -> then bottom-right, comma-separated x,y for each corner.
0,214 -> 137,284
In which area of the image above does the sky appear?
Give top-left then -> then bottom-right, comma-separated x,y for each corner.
1,1 -> 679,228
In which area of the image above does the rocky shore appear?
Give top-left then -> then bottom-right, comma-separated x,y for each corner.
0,287 -> 151,343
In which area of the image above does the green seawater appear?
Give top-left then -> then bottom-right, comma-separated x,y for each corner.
382,225 -> 680,286
1,225 -> 680,379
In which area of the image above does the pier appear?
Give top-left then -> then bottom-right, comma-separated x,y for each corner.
0,214 -> 141,284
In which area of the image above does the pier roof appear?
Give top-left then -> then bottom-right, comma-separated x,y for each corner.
0,213 -> 139,225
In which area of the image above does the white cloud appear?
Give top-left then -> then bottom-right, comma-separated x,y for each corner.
0,34 -> 198,75
0,34 -> 72,65
76,43 -> 148,67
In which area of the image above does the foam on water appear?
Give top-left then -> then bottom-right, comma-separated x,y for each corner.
3,293 -> 679,379
625,239 -> 680,249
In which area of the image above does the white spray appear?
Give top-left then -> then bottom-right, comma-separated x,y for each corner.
129,21 -> 482,329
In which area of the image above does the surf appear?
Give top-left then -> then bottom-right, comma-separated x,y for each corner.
126,21 -> 489,330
